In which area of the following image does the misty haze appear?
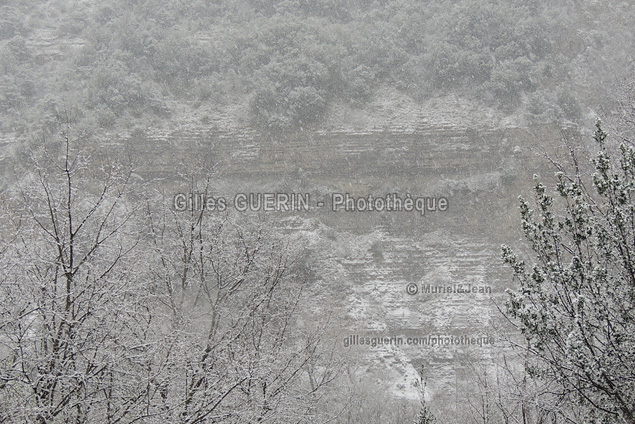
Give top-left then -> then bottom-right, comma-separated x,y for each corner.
1,1 -> 634,423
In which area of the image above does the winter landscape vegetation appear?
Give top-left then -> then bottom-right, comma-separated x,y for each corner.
1,0 -> 635,423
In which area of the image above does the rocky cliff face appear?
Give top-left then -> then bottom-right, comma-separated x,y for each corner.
1,86 -> 580,404
98,117 -> 579,404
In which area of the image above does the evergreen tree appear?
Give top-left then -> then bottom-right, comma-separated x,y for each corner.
503,121 -> 635,424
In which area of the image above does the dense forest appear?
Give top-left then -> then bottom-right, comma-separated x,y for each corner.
1,0 -> 633,135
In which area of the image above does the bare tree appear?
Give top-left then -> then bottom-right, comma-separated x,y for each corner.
455,343 -> 589,424
0,121 -> 155,423
0,123 -> 340,423
138,176 -> 339,423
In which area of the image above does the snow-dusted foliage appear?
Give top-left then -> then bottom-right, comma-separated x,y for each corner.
503,121 -> 635,424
